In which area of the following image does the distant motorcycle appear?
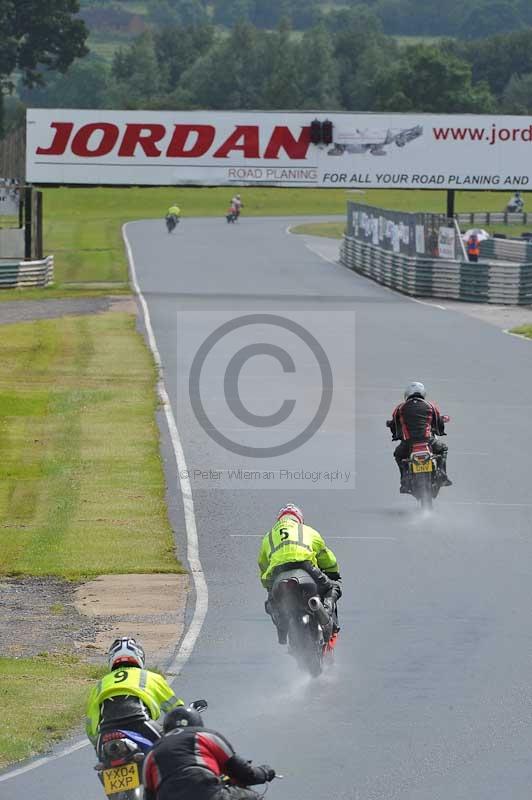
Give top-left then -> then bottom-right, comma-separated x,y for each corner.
165,214 -> 179,233
94,700 -> 207,799
271,568 -> 337,677
387,417 -> 450,510
226,205 -> 239,223
506,194 -> 524,213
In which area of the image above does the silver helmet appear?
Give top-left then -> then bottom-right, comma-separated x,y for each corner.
404,381 -> 426,400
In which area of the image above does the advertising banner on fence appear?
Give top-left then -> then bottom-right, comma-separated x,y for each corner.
348,202 -> 456,259
0,181 -> 19,216
26,108 -> 532,188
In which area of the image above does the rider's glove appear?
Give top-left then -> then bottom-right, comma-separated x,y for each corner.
259,765 -> 276,782
331,581 -> 342,601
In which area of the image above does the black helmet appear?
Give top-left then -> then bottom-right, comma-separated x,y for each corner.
163,707 -> 204,733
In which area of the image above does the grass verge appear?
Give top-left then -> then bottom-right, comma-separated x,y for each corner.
0,311 -> 180,579
291,221 -> 345,238
0,654 -> 104,769
509,325 -> 532,338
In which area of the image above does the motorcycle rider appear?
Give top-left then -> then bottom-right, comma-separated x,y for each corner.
86,636 -> 184,748
387,382 -> 452,493
166,203 -> 181,231
143,706 -> 276,800
258,504 -> 342,645
230,194 -> 242,216
507,191 -> 524,213
167,203 -> 181,219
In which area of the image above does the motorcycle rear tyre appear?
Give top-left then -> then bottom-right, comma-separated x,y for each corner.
288,617 -> 323,677
418,474 -> 433,510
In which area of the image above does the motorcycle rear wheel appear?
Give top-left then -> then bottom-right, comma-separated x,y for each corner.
288,617 -> 323,677
417,474 -> 433,509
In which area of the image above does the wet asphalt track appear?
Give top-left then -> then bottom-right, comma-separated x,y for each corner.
3,216 -> 532,800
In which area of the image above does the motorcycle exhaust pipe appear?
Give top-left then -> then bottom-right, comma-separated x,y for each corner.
308,595 -> 330,627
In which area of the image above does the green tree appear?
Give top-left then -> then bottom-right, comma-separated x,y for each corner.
501,72 -> 532,113
330,6 -> 388,109
297,23 -> 340,108
182,21 -> 269,108
373,44 -> 495,112
154,23 -> 214,91
262,19 -> 303,108
461,0 -> 522,38
19,58 -> 110,108
110,33 -> 163,108
344,41 -> 400,110
149,0 -> 208,27
212,0 -> 252,26
289,0 -> 320,28
0,0 -> 88,135
454,29 -> 532,96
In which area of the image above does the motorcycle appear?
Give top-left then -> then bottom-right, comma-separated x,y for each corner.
94,700 -> 208,798
271,569 -> 337,677
506,196 -> 525,214
165,214 -> 179,233
226,205 -> 239,223
387,416 -> 450,510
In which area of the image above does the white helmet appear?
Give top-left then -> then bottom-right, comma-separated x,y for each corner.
404,381 -> 426,400
277,503 -> 304,524
107,637 -> 145,670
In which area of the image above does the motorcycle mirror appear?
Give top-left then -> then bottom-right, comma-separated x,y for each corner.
189,699 -> 208,712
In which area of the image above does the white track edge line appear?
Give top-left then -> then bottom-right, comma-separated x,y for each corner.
0,223 -> 208,783
123,223 -> 208,679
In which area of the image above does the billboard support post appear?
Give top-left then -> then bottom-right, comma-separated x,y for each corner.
35,191 -> 43,260
447,190 -> 455,219
24,186 -> 32,260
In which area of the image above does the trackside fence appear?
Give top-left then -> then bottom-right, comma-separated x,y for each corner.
0,256 -> 54,288
341,202 -> 532,305
456,212 -> 531,227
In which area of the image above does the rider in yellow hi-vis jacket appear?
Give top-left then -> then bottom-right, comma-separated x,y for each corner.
258,504 -> 342,644
86,637 -> 183,746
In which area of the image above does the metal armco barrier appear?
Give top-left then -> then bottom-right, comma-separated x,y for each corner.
456,211 -> 531,226
479,237 -> 532,263
341,237 -> 532,305
0,256 -> 54,288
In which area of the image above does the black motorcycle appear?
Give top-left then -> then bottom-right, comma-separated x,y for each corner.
404,441 -> 442,510
387,417 -> 450,510
94,700 -> 207,798
165,214 -> 179,233
271,569 -> 336,677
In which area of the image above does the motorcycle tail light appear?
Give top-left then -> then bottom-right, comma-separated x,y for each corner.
102,732 -> 127,742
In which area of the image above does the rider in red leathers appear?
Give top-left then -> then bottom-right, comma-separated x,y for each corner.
387,382 -> 452,493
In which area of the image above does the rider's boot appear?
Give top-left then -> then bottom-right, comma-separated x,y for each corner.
265,599 -> 287,644
323,592 -> 340,634
399,462 -> 410,493
439,456 -> 453,487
